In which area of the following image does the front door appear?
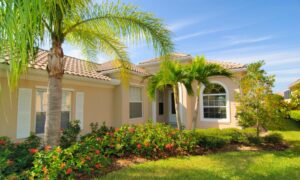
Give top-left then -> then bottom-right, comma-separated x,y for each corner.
168,90 -> 176,126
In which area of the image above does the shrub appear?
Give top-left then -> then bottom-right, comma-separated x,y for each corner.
193,129 -> 231,149
0,134 -> 41,178
290,110 -> 300,121
60,120 -> 81,148
242,128 -> 261,145
222,128 -> 248,144
29,144 -> 111,179
264,133 -> 284,145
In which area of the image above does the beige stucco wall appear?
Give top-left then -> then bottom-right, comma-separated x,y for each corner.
0,68 -> 154,141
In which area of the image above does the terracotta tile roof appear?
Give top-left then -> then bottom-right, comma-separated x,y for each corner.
97,60 -> 149,75
0,49 -> 112,81
206,60 -> 246,70
138,52 -> 246,70
139,52 -> 193,65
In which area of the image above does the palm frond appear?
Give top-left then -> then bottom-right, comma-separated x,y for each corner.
63,1 -> 173,56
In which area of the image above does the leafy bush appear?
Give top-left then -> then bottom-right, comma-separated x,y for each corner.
193,129 -> 231,149
81,122 -> 114,141
60,120 -> 81,148
0,134 -> 41,178
242,128 -> 261,145
29,144 -> 111,179
290,110 -> 300,121
222,128 -> 248,144
264,133 -> 284,145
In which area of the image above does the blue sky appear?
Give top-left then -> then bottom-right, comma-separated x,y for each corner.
50,0 -> 300,92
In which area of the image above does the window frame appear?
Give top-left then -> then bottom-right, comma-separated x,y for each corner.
200,81 -> 230,123
34,87 -> 73,135
129,85 -> 144,119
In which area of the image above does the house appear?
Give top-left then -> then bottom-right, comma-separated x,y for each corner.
283,79 -> 300,100
0,49 -> 246,141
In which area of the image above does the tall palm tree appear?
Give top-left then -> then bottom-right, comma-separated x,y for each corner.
0,0 -> 173,146
188,56 -> 232,129
147,60 -> 193,130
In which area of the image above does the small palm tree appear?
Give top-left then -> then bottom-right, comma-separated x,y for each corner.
147,60 -> 193,130
188,56 -> 232,129
1,0 -> 173,146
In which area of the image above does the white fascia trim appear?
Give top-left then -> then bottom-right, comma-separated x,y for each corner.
100,69 -> 148,77
230,68 -> 247,72
138,57 -> 192,67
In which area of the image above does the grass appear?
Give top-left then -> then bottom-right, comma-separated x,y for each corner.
98,131 -> 300,180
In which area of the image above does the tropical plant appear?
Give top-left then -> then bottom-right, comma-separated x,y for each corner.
0,0 -> 173,146
147,60 -> 193,130
186,56 -> 232,129
236,61 -> 275,137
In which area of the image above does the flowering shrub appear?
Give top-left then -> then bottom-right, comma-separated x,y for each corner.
2,123 -> 261,178
29,143 -> 111,179
0,134 -> 41,178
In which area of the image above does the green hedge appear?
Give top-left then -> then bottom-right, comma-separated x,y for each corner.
290,110 -> 300,121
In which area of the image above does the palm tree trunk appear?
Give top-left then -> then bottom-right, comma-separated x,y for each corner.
192,83 -> 201,129
44,42 -> 65,146
173,86 -> 182,130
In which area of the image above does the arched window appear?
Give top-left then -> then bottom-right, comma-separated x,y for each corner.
202,83 -> 228,120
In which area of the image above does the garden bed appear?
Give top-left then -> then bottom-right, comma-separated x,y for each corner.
0,122 -> 288,179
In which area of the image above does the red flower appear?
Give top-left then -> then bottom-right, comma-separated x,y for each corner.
115,128 -> 120,132
96,137 -> 102,141
94,163 -> 102,169
95,150 -> 100,155
165,143 -> 174,150
129,128 -> 135,133
44,145 -> 51,152
6,159 -> 14,166
137,144 -> 142,149
60,163 -> 66,169
0,140 -> 6,145
66,168 -> 72,175
29,148 -> 38,154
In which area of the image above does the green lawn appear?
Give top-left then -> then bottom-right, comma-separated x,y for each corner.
99,131 -> 300,180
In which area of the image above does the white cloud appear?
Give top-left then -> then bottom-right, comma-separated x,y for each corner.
167,18 -> 201,31
225,35 -> 273,45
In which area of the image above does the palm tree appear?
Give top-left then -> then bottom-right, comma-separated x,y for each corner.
0,0 -> 173,146
147,60 -> 193,130
188,56 -> 232,129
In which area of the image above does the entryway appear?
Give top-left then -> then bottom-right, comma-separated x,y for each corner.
168,90 -> 176,126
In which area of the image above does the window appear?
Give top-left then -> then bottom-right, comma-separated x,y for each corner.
158,91 -> 164,115
129,86 -> 143,119
35,89 -> 72,134
202,84 -> 227,120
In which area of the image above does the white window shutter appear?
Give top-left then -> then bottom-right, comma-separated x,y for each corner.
16,88 -> 32,139
76,92 -> 84,129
